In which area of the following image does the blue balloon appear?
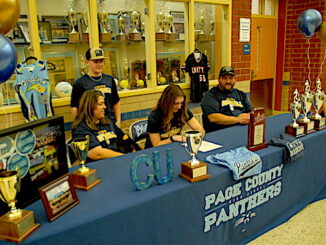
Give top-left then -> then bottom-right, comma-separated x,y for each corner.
0,34 -> 17,83
297,9 -> 322,37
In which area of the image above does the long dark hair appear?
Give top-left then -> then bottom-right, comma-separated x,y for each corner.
154,84 -> 188,131
72,90 -> 109,130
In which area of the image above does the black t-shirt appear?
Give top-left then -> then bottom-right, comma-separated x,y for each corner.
145,108 -> 194,148
70,74 -> 120,122
72,121 -> 125,162
184,52 -> 210,103
201,86 -> 252,133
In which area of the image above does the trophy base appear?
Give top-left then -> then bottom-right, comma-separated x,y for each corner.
82,33 -> 89,42
71,168 -> 101,191
68,32 -> 80,43
129,32 -> 142,41
0,209 -> 40,243
285,125 -> 305,137
309,117 -> 326,131
156,33 -> 166,40
297,120 -> 316,134
208,34 -> 215,40
196,34 -> 209,41
247,142 -> 268,152
179,161 -> 210,183
100,32 -> 111,42
116,34 -> 127,41
166,33 -> 179,41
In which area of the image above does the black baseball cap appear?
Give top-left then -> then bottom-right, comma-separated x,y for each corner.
85,48 -> 107,60
219,66 -> 236,77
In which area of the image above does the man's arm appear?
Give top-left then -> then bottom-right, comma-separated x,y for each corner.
207,112 -> 250,125
113,101 -> 121,127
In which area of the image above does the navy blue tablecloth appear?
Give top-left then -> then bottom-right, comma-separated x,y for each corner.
1,113 -> 325,245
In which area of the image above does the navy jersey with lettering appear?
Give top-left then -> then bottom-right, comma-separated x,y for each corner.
70,74 -> 120,122
183,52 -> 210,103
72,121 -> 125,162
15,60 -> 53,121
145,108 -> 194,148
201,86 -> 252,133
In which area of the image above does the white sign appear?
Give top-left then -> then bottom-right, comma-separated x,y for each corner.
239,18 -> 250,42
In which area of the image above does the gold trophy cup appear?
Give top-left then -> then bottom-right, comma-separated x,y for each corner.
129,11 -> 142,41
120,58 -> 130,90
68,8 -> 80,42
70,135 -> 101,191
156,11 -> 166,40
116,13 -> 127,41
179,131 -> 210,183
98,12 -> 111,42
196,9 -> 208,41
0,170 -> 40,243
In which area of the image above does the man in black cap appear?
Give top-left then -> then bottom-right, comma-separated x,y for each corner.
71,48 -> 121,126
201,66 -> 252,133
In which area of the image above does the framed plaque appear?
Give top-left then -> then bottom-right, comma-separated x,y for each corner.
247,107 -> 268,151
39,174 -> 79,221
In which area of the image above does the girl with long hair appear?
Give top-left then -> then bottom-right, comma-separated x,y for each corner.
145,84 -> 202,148
72,90 -> 126,161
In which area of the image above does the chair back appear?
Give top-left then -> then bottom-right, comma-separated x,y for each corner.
129,119 -> 148,142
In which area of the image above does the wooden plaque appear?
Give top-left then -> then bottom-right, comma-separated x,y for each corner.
0,209 -> 40,243
247,107 -> 268,151
155,33 -> 166,40
296,120 -> 316,134
68,32 -> 80,43
129,32 -> 142,41
100,32 -> 111,42
71,167 -> 101,191
285,125 -> 305,137
179,161 -> 210,183
116,34 -> 127,41
309,117 -> 326,131
82,33 -> 89,42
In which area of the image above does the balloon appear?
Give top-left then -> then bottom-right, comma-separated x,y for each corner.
318,22 -> 326,43
0,0 -> 20,34
297,9 -> 322,37
0,34 -> 17,83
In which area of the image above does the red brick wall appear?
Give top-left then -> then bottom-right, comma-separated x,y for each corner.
231,0 -> 251,81
284,0 -> 326,103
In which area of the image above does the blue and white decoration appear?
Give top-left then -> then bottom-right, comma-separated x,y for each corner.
15,129 -> 36,155
7,152 -> 30,178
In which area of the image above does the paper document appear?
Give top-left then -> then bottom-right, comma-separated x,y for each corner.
182,140 -> 222,153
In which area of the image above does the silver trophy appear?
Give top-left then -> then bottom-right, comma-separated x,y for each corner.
80,12 -> 89,33
209,20 -> 215,35
300,80 -> 313,123
199,10 -> 205,35
290,89 -> 301,128
118,15 -> 126,35
68,8 -> 78,33
71,135 -> 90,173
165,14 -> 174,34
312,79 -> 325,119
157,11 -> 165,33
98,11 -> 109,33
184,131 -> 203,166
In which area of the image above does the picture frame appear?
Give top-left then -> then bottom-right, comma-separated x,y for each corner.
170,11 -> 184,23
38,21 -> 52,44
39,174 -> 79,222
108,13 -> 118,39
11,24 -> 26,44
170,11 -> 185,39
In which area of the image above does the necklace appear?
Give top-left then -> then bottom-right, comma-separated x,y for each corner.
87,74 -> 103,82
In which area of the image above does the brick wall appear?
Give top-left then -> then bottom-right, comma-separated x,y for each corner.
284,0 -> 326,105
231,0 -> 252,82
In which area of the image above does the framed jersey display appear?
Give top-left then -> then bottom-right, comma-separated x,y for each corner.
0,116 -> 69,216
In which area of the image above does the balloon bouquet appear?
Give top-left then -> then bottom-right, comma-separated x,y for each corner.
0,0 -> 20,118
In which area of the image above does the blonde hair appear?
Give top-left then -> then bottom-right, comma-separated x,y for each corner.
72,90 -> 109,130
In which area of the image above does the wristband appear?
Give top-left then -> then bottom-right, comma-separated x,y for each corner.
170,135 -> 175,142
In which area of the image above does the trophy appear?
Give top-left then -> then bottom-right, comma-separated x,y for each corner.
156,11 -> 166,40
165,14 -> 177,40
129,11 -> 142,41
247,107 -> 268,151
120,58 -> 130,90
67,8 -> 80,42
70,135 -> 101,191
98,11 -> 111,42
196,9 -> 208,41
116,12 -> 127,41
179,131 -> 210,183
0,170 -> 39,243
141,22 -> 145,38
309,79 -> 326,130
285,89 -> 305,137
297,80 -> 315,134
80,12 -> 89,42
209,20 -> 215,40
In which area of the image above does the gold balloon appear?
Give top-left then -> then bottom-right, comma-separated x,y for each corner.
318,22 -> 326,44
0,0 -> 20,35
